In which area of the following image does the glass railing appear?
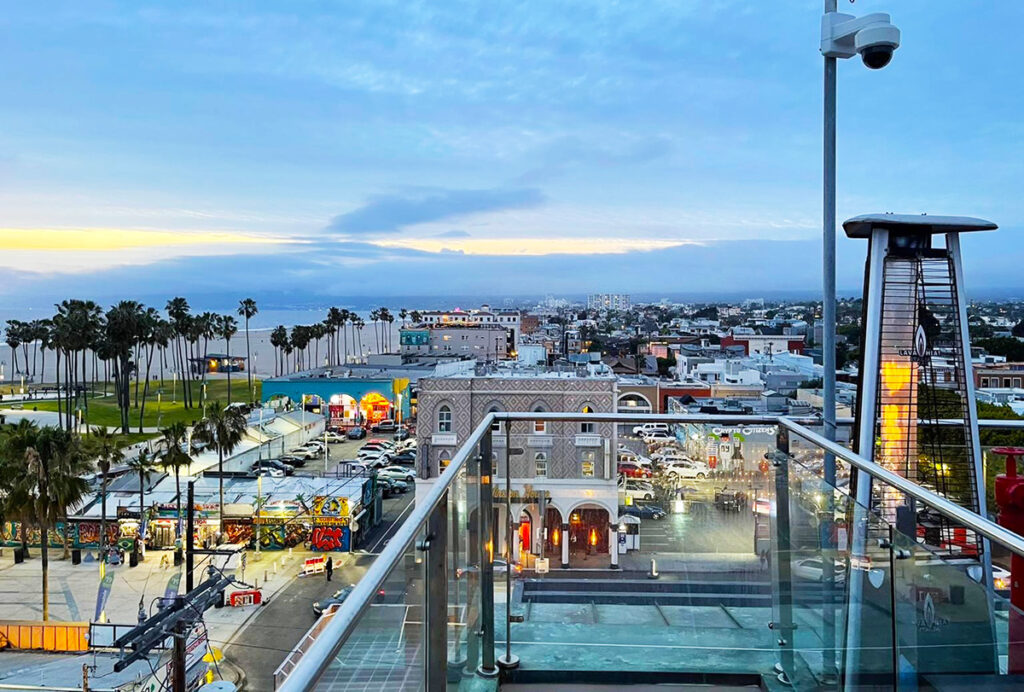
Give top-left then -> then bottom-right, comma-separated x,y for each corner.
276,413 -> 1024,691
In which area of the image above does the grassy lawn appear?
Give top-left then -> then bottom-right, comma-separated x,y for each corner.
30,378 -> 262,431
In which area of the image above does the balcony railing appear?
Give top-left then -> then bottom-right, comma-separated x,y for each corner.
278,412 -> 1024,691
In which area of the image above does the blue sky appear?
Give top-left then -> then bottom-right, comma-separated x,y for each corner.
1,1 -> 1022,302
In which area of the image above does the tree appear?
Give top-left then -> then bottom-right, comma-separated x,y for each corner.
4,320 -> 22,376
126,450 -> 158,560
1013,320 -> 1024,338
158,422 -> 191,539
977,337 -> 1024,362
220,315 -> 239,401
399,308 -> 408,327
84,427 -> 125,557
105,301 -> 145,433
0,419 -> 40,558
192,402 -> 247,528
270,326 -> 288,376
410,310 -> 422,325
237,298 -> 259,400
166,297 -> 194,408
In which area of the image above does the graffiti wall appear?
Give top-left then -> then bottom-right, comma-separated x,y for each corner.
0,521 -> 119,549
310,526 -> 350,552
255,523 -> 310,550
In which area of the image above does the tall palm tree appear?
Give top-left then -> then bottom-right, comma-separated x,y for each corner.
192,402 -> 246,528
158,422 -> 191,538
237,298 -> 258,401
369,309 -> 381,352
220,315 -> 239,401
5,320 -> 23,377
84,427 -> 124,557
126,450 -> 158,560
47,435 -> 91,561
270,326 -> 288,377
165,297 -> 193,408
0,419 -> 39,558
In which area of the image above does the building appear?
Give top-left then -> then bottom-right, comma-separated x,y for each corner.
400,324 -> 509,362
720,333 -> 805,356
587,293 -> 631,312
413,305 -> 521,347
189,353 -> 246,375
974,362 -> 1024,389
416,368 -> 619,568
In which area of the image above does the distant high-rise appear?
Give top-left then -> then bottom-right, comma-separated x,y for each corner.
587,293 -> 631,312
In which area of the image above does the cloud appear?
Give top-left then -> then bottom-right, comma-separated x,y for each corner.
433,230 -> 472,238
516,134 -> 674,184
325,187 -> 545,237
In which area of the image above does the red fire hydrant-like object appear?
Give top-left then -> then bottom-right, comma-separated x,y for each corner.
993,446 -> 1024,674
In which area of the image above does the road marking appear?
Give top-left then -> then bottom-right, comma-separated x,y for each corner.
369,496 -> 415,553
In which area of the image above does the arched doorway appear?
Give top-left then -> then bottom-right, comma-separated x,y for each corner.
359,392 -> 392,427
567,503 -> 611,568
543,506 -> 563,561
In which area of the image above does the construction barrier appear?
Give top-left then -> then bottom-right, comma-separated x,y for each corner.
0,620 -> 90,652
300,555 -> 326,577
229,589 -> 263,607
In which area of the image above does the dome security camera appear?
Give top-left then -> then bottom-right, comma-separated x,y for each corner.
821,12 -> 901,69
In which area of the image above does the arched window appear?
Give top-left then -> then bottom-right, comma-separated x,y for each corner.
437,405 -> 452,433
439,450 -> 452,470
580,405 -> 595,434
533,405 -> 547,434
488,405 -> 502,433
534,452 -> 548,478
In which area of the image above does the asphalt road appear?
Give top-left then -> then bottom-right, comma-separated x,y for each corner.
226,489 -> 415,691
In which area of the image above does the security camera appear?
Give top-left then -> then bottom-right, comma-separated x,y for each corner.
821,12 -> 900,69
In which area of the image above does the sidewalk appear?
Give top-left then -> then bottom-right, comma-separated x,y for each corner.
0,547 -> 322,687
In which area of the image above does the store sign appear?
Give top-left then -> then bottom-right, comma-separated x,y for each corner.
312,496 -> 350,526
710,426 -> 776,436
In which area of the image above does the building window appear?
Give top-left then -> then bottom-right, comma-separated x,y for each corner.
488,406 -> 503,433
492,452 -> 499,476
440,451 -> 452,470
580,405 -> 595,433
581,450 -> 596,478
535,452 -> 548,477
438,405 -> 452,433
534,406 -> 547,434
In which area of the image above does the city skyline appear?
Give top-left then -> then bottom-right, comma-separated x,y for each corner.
2,1 -> 1022,302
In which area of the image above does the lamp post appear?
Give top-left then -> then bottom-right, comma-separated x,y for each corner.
819,6 -> 900,686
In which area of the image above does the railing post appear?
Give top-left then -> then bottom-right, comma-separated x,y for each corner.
477,428 -> 498,677
498,421 -> 520,669
770,427 -> 796,686
424,489 -> 449,691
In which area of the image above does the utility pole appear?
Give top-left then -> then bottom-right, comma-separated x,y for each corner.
172,609 -> 187,692
186,481 -> 195,592
81,663 -> 89,692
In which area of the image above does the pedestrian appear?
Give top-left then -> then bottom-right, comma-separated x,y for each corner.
325,555 -> 334,582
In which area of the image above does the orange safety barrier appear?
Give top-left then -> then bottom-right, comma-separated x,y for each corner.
0,621 -> 90,652
229,589 -> 263,607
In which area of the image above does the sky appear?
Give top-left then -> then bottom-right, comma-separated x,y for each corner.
1,1 -> 1023,306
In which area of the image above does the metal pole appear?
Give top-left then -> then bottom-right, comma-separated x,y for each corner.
424,490 -> 448,690
477,429 -> 498,677
172,605 -> 187,692
186,482 -> 195,593
771,428 -> 795,685
498,423 -> 519,668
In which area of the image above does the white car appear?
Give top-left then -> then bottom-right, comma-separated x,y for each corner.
359,450 -> 393,467
662,461 -> 708,479
793,557 -> 847,583
324,432 -> 347,443
619,479 -> 656,502
618,450 -> 654,467
632,422 -> 670,437
289,447 -> 321,460
378,466 -> 416,483
395,439 -> 417,452
643,430 -> 673,443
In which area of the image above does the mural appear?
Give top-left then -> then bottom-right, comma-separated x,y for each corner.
310,526 -> 350,552
224,521 -> 254,546
1,521 -> 118,549
256,523 -> 310,550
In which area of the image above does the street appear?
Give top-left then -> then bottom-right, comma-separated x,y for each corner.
226,487 -> 415,691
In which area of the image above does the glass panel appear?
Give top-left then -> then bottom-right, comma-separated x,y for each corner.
313,523 -> 426,691
446,459 -> 475,687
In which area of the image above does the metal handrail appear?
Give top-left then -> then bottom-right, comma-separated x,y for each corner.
279,410 -> 1024,691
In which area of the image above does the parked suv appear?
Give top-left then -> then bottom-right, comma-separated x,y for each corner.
372,419 -> 397,433
632,422 -> 670,437
618,478 -> 656,502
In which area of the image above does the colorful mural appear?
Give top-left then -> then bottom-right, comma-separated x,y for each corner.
1,521 -> 119,549
310,526 -> 350,552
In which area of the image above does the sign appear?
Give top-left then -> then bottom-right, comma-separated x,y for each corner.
163,572 -> 182,601
311,496 -> 350,524
535,557 -> 549,574
493,484 -> 542,504
392,378 -> 410,395
94,572 -> 115,622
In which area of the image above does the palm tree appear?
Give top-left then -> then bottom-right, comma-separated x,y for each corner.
158,422 -> 191,539
270,326 -> 288,377
192,402 -> 247,528
399,308 -> 408,327
237,298 -> 258,401
5,320 -> 23,377
220,315 -> 239,402
47,435 -> 91,561
410,310 -> 422,325
84,427 -> 124,557
354,317 -> 366,361
126,450 -> 158,560
369,309 -> 381,352
0,419 -> 39,558
165,297 -> 193,408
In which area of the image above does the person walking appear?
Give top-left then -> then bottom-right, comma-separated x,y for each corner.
325,555 -> 334,582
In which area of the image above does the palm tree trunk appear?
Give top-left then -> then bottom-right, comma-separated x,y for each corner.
218,446 -> 225,529
41,521 -> 49,620
100,473 -> 108,557
244,317 -> 252,400
139,470 -> 146,562
56,348 -> 63,429
226,338 -> 232,402
175,467 -> 182,538
138,342 -> 155,433
62,515 -> 71,560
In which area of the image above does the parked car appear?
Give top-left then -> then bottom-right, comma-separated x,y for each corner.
300,440 -> 326,451
390,451 -> 416,466
379,466 -> 416,483
346,426 -> 367,440
380,477 -> 409,494
288,447 -> 320,461
619,450 -> 654,467
278,454 -> 308,467
642,430 -> 673,442
372,419 -> 397,433
632,422 -> 670,437
360,452 -> 393,468
620,504 -> 667,520
325,431 -> 347,443
618,478 -> 656,501
360,440 -> 394,453
662,460 -> 708,479
251,459 -> 295,476
254,466 -> 285,478
313,585 -> 354,616
793,557 -> 847,583
393,426 -> 411,441
395,439 -> 417,453
618,461 -> 652,479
